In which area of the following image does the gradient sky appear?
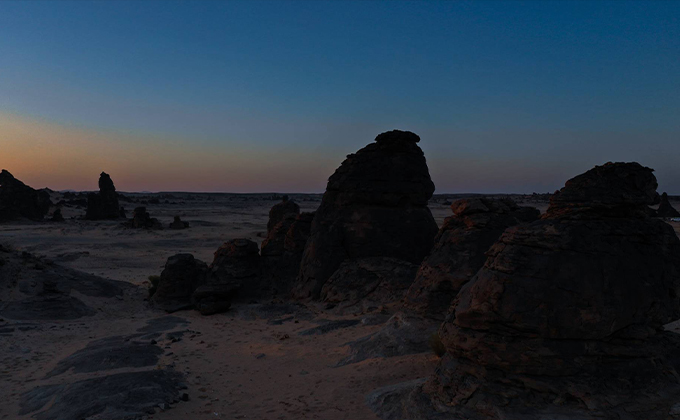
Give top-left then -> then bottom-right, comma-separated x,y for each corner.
1,0 -> 678,193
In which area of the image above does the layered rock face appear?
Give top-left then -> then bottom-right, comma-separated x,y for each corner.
0,169 -> 51,221
294,130 -> 438,300
403,198 -> 539,321
151,254 -> 207,311
85,172 -> 120,220
320,257 -> 419,314
261,211 -> 314,295
658,192 -> 680,218
193,239 -> 261,315
371,162 -> 680,420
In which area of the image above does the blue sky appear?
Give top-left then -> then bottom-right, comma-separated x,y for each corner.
1,0 -> 678,193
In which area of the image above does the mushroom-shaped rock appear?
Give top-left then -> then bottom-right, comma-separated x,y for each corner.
0,170 -> 51,221
293,130 -> 438,300
85,172 -> 120,220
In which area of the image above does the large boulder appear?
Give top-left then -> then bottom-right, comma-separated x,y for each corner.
370,162 -> 680,420
151,254 -> 207,311
658,192 -> 680,218
403,197 -> 539,320
267,195 -> 300,232
193,239 -> 261,315
0,170 -> 51,221
85,172 -> 120,220
293,130 -> 438,300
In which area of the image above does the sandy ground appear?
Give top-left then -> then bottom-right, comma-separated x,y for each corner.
1,193 -> 678,420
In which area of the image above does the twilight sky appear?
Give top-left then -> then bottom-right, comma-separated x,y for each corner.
1,0 -> 678,193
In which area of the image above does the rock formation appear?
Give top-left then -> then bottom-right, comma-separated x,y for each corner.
50,208 -> 65,222
0,169 -> 51,221
169,215 -> 190,229
340,197 -> 539,365
658,192 -> 680,218
267,195 -> 300,232
320,257 -> 418,314
85,172 -> 120,220
193,239 -> 261,315
369,162 -> 680,420
293,130 -> 438,301
403,197 -> 539,320
261,211 -> 314,295
151,254 -> 207,312
125,206 -> 162,229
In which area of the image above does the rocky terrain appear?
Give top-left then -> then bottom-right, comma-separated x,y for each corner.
2,141 -> 680,420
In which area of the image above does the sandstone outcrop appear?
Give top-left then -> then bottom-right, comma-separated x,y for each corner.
370,162 -> 680,420
151,254 -> 207,312
85,172 -> 120,220
320,257 -> 418,314
341,198 -> 539,365
193,239 -> 261,315
267,195 -> 300,232
125,206 -> 162,229
261,211 -> 314,295
294,130 -> 438,300
403,197 -> 539,320
0,169 -> 51,221
658,192 -> 680,218
169,215 -> 189,229
50,208 -> 65,222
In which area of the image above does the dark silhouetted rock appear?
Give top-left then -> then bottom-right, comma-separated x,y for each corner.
0,169 -> 51,221
657,192 -> 680,218
403,197 -> 539,320
371,162 -> 680,420
169,215 -> 190,229
545,161 -> 659,219
119,206 -> 126,218
85,172 -> 120,220
151,254 -> 207,312
193,239 -> 260,315
294,130 -> 438,300
50,208 -> 65,222
267,195 -> 300,232
125,206 -> 163,229
261,211 -> 314,295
